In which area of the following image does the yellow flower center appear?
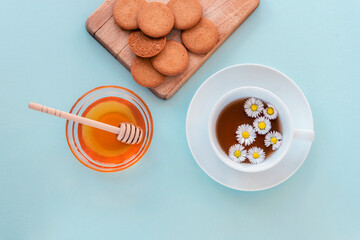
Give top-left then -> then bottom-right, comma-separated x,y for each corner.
250,104 -> 257,111
242,131 -> 250,139
267,107 -> 274,115
253,152 -> 259,159
271,137 -> 277,144
234,150 -> 241,158
258,122 -> 266,130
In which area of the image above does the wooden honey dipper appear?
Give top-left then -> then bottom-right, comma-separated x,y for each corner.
28,102 -> 144,145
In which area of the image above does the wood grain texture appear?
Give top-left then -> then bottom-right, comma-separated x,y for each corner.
86,0 -> 260,99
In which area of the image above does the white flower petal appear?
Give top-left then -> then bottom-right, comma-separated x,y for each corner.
263,104 -> 279,120
264,131 -> 282,150
247,147 -> 266,164
244,98 -> 264,118
236,124 -> 257,146
228,144 -> 247,163
253,117 -> 272,135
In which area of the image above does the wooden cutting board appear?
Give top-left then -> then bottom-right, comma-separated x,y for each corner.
86,0 -> 260,99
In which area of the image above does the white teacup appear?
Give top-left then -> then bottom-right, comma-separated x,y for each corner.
208,87 -> 315,173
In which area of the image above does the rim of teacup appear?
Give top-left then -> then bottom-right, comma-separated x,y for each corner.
208,86 -> 294,173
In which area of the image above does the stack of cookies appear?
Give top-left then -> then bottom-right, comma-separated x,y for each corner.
113,0 -> 219,88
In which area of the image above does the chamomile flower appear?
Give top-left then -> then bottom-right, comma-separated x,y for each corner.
263,104 -> 278,120
247,147 -> 266,164
228,144 -> 247,163
244,98 -> 264,118
236,124 -> 256,146
265,131 -> 282,150
253,116 -> 271,135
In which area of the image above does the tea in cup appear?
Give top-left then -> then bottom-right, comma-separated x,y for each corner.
208,87 -> 314,173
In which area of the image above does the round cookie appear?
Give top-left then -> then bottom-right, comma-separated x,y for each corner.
181,18 -> 219,54
113,0 -> 146,30
128,31 -> 166,58
131,57 -> 166,88
138,2 -> 175,38
151,40 -> 189,76
168,0 -> 202,30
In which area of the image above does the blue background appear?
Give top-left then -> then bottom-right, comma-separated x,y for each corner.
1,0 -> 359,239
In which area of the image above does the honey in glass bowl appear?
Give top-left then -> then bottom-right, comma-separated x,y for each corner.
79,96 -> 146,164
66,86 -> 153,172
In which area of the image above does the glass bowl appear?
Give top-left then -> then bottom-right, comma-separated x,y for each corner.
66,86 -> 153,172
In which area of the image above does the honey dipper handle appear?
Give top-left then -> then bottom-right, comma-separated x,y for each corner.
28,102 -> 120,134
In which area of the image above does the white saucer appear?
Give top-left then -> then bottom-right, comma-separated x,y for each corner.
186,64 -> 314,191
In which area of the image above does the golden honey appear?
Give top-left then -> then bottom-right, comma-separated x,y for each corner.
78,97 -> 145,165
